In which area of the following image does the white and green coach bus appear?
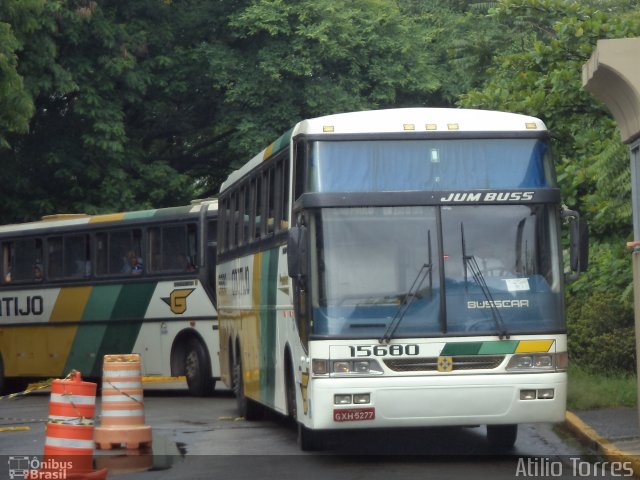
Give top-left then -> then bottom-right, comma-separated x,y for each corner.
0,200 -> 219,396
216,108 -> 588,451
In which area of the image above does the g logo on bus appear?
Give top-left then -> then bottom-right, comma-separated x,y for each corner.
437,356 -> 453,372
162,288 -> 195,314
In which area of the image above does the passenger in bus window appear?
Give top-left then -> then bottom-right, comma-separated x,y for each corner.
74,259 -> 91,277
3,269 -> 11,283
177,253 -> 195,272
33,263 -> 43,281
123,250 -> 144,275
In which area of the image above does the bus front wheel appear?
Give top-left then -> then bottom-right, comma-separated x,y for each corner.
184,338 -> 214,397
486,424 -> 518,451
298,423 -> 324,451
285,360 -> 297,422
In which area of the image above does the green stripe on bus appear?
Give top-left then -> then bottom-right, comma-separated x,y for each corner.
440,342 -> 483,356
64,285 -> 123,375
270,128 -> 292,156
441,340 -> 521,356
152,205 -> 195,218
260,247 -> 279,407
92,282 -> 156,376
123,210 -> 157,220
478,340 -> 519,355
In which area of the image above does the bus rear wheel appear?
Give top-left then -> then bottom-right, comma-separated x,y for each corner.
184,338 -> 214,397
487,424 -> 518,452
233,354 -> 263,420
0,355 -> 4,395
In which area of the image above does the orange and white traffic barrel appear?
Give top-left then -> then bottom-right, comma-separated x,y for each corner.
95,354 -> 152,450
37,370 -> 108,480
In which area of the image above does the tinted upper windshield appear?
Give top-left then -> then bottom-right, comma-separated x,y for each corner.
310,205 -> 562,338
306,139 -> 555,192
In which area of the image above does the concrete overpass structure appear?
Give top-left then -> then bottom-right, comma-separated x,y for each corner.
582,37 -> 640,424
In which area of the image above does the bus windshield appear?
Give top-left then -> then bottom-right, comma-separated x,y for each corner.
306,139 -> 555,191
310,205 -> 563,338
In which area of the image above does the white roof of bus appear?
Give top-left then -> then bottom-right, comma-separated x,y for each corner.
0,199 -> 218,235
220,108 -> 547,193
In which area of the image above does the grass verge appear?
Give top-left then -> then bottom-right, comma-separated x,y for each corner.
567,364 -> 637,410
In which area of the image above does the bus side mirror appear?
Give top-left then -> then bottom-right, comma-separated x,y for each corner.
562,209 -> 589,280
571,218 -> 589,272
287,226 -> 308,279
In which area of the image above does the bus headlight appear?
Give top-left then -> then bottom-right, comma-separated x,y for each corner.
312,359 -> 329,375
353,393 -> 371,404
329,359 -> 383,376
506,353 -> 560,371
333,361 -> 351,373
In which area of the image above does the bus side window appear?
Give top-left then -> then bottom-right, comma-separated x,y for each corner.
64,234 -> 90,278
243,184 -> 251,244
5,238 -> 44,283
266,167 -> 276,236
2,241 -> 12,283
187,223 -> 197,268
278,158 -> 290,231
232,191 -> 241,248
254,177 -> 263,240
96,233 -> 108,275
148,223 -> 196,273
220,197 -> 229,253
96,229 -> 143,276
48,237 -> 64,279
293,140 -> 305,205
207,219 -> 217,298
162,224 -> 189,271
149,227 -> 161,272
110,230 -> 132,274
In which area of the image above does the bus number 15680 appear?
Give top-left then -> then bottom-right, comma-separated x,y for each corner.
348,344 -> 419,357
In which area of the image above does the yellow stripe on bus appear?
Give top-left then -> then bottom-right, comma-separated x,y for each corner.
42,287 -> 93,376
243,253 -> 263,399
89,213 -> 125,223
52,287 -> 92,322
515,340 -> 554,353
263,144 -> 274,160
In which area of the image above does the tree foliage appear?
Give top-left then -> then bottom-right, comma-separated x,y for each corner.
0,0 -> 441,221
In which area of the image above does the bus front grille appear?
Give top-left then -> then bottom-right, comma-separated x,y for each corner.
383,355 -> 505,372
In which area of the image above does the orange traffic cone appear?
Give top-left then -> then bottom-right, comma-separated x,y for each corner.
34,371 -> 108,480
95,354 -> 152,450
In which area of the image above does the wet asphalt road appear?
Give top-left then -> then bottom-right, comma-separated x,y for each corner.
0,382 -> 620,480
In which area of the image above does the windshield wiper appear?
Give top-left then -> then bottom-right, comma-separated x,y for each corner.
461,223 -> 510,340
380,230 -> 433,344
379,263 -> 432,344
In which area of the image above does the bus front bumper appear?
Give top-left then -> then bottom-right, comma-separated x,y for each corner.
305,372 -> 566,430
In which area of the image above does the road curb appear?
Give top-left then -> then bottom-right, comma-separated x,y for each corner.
141,375 -> 185,383
563,411 -> 640,477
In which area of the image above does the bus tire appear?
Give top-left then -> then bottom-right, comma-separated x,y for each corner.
233,354 -> 263,420
298,423 -> 324,451
285,356 -> 297,421
184,338 -> 214,397
0,355 -> 4,395
487,424 -> 518,452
